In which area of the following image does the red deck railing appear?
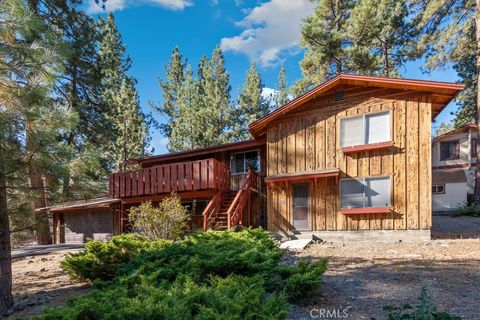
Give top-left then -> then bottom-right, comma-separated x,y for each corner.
109,158 -> 230,198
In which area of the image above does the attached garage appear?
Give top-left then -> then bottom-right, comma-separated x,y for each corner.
63,209 -> 114,243
37,197 -> 121,244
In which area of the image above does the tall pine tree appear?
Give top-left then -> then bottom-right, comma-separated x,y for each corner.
347,0 -> 413,77
98,13 -> 150,171
230,63 -> 269,141
275,64 -> 289,108
0,0 -> 71,312
295,0 -> 356,94
156,47 -> 186,138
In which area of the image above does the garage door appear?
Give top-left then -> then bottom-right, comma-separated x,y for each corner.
64,210 -> 113,243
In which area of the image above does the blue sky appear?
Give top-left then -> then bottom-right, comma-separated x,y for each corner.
87,0 -> 460,155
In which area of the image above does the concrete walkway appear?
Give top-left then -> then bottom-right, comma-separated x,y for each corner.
12,244 -> 84,259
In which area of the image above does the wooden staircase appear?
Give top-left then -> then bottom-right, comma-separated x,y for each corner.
202,169 -> 258,231
208,191 -> 237,230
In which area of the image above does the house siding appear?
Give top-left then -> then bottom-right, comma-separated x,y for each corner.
266,88 -> 432,232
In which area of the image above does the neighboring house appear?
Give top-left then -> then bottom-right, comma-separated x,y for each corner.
37,74 -> 463,243
431,124 -> 477,211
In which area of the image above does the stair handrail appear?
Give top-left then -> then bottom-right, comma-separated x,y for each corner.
202,191 -> 222,230
227,168 -> 257,228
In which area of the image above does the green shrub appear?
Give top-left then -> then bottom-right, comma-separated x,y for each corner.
61,234 -> 171,280
453,203 -> 480,217
45,229 -> 327,319
383,285 -> 461,320
129,194 -> 189,240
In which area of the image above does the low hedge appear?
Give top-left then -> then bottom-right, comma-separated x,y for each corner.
40,229 -> 327,319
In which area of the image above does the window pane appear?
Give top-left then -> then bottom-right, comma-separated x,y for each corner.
230,153 -> 245,174
365,177 -> 390,207
341,179 -> 365,208
366,112 -> 390,144
341,116 -> 364,147
245,151 -> 260,171
440,141 -> 460,160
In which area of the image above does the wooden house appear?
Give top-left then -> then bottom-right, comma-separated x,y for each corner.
38,74 -> 463,243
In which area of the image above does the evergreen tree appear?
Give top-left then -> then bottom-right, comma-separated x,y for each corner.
156,47 -> 186,138
111,78 -> 149,170
276,64 -> 289,108
230,63 -> 269,141
169,66 -> 203,151
411,0 -> 480,202
347,0 -> 413,77
98,13 -> 150,171
295,0 -> 356,94
196,46 -> 232,146
434,122 -> 454,137
0,0 -> 70,312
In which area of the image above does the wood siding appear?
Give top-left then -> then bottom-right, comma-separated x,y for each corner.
266,88 -> 432,231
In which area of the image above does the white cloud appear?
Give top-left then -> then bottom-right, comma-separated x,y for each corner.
150,137 -> 169,154
220,0 -> 315,67
87,0 -> 192,13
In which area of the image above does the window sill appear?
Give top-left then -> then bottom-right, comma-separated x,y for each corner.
339,207 -> 392,215
342,141 -> 394,154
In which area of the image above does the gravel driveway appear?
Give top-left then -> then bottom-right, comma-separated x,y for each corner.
288,239 -> 480,320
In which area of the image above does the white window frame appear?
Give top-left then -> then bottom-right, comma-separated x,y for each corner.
340,176 -> 391,209
229,150 -> 261,175
340,111 -> 392,148
432,184 -> 445,194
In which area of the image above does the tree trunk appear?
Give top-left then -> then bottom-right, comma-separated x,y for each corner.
474,0 -> 480,204
383,41 -> 389,77
0,167 -> 13,314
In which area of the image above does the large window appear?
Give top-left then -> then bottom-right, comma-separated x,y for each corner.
340,111 -> 391,148
340,176 -> 391,208
230,150 -> 260,174
440,140 -> 460,161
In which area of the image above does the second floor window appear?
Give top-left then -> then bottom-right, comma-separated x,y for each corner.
340,111 -> 391,148
230,150 -> 260,174
440,140 -> 460,161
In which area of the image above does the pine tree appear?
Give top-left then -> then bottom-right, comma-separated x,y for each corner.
230,63 -> 269,141
0,0 -> 70,312
347,0 -> 413,77
169,66 -> 203,151
98,13 -> 150,171
112,78 -> 149,170
412,0 -> 480,202
276,64 -> 289,108
295,0 -> 356,94
156,47 -> 186,138
195,46 -> 232,146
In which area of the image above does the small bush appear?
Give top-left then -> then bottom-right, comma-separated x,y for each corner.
453,203 -> 480,217
384,285 -> 461,320
128,193 -> 189,240
46,229 -> 327,319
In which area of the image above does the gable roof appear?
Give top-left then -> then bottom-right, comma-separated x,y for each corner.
434,124 -> 476,141
248,74 -> 464,138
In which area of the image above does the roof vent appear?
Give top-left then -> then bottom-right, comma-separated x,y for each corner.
335,90 -> 345,101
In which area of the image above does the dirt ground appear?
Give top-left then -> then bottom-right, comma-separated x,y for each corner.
289,238 -> 480,319
7,215 -> 480,319
7,252 -> 90,319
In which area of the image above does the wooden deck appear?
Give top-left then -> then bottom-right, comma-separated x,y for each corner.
109,158 -> 230,198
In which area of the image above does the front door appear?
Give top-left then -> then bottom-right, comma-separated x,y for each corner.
292,183 -> 310,230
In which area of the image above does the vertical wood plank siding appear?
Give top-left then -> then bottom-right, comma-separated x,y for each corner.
109,159 -> 230,198
266,89 -> 432,232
